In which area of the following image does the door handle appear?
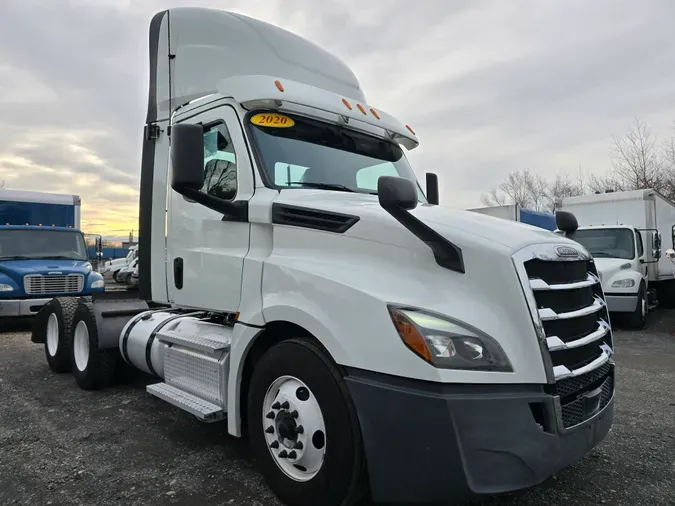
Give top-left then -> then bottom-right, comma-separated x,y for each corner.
174,257 -> 184,289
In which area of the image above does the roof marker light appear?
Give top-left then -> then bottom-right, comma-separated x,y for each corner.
274,80 -> 285,92
370,108 -> 380,120
406,124 -> 416,135
342,98 -> 353,110
356,104 -> 367,115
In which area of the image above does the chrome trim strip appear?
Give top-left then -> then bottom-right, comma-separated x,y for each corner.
553,347 -> 612,380
529,273 -> 599,291
538,296 -> 605,321
546,320 -> 610,351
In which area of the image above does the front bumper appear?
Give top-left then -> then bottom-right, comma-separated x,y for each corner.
604,293 -> 638,313
345,368 -> 614,504
0,298 -> 53,317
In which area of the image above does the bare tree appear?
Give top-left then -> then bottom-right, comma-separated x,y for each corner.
481,169 -> 556,212
480,188 -> 506,207
609,117 -> 664,191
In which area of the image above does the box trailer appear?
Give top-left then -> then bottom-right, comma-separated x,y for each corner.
557,189 -> 675,327
31,8 -> 615,506
468,204 -> 557,231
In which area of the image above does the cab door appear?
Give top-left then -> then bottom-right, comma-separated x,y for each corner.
166,104 -> 254,312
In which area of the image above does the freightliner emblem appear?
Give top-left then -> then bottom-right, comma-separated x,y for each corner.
555,246 -> 579,258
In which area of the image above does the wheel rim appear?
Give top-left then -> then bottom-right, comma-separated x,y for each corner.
73,320 -> 90,372
262,375 -> 326,482
641,295 -> 647,319
46,313 -> 59,356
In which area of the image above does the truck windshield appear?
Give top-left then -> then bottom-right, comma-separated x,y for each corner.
573,228 -> 635,260
0,229 -> 88,261
247,111 -> 427,202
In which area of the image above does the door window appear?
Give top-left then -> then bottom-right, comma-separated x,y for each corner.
635,230 -> 644,257
201,122 -> 237,201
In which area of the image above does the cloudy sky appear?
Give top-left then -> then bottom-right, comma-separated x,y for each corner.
1,0 -> 674,240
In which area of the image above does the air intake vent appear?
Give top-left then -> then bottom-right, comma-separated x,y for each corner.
272,204 -> 359,233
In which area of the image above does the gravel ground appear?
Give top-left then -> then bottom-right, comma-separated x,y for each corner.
0,311 -> 674,506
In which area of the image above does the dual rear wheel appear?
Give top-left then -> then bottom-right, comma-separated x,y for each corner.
41,297 -> 118,389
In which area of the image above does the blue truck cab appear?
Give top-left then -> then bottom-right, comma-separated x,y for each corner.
0,190 -> 105,317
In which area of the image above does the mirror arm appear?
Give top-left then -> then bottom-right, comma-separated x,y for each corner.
382,205 -> 465,274
175,185 -> 249,222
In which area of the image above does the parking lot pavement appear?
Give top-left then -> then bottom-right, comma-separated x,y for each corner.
0,313 -> 674,506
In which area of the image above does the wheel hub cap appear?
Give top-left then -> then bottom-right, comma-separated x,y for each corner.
262,376 -> 326,482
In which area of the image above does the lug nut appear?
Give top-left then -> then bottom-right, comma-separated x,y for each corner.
288,451 -> 297,460
265,426 -> 275,434
266,411 -> 275,419
280,401 -> 290,409
295,425 -> 304,434
290,410 -> 298,418
278,450 -> 288,459
294,441 -> 303,450
270,441 -> 279,449
272,402 -> 281,410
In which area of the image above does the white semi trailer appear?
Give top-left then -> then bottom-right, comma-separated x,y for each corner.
32,8 -> 615,506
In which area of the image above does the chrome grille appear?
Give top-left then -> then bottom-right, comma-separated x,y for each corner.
24,274 -> 84,295
514,246 -> 615,429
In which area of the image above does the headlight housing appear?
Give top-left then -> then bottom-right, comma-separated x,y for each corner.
91,279 -> 105,289
0,283 -> 13,292
388,306 -> 512,371
611,278 -> 635,288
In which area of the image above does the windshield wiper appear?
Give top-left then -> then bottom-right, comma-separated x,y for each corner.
285,181 -> 356,193
0,255 -> 34,261
45,255 -> 85,260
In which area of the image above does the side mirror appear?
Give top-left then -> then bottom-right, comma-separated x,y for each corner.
170,123 -> 204,193
555,210 -> 578,236
425,173 -> 439,205
378,176 -> 418,211
654,232 -> 662,250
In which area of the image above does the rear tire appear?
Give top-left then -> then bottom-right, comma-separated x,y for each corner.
628,285 -> 647,329
42,297 -> 79,373
112,270 -> 121,283
69,301 -> 118,390
247,338 -> 368,506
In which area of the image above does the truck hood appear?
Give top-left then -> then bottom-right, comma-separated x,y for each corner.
0,259 -> 91,285
592,257 -> 633,282
273,190 -> 578,255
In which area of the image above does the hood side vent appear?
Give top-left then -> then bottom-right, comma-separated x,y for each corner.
272,203 -> 360,233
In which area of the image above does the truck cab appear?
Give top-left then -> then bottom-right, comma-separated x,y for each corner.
0,225 -> 105,317
572,225 -> 661,328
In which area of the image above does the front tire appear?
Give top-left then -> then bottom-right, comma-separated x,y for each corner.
247,338 -> 368,506
69,301 -> 118,390
42,297 -> 79,373
628,285 -> 647,329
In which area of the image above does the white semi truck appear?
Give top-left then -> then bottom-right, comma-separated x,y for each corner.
31,8 -> 615,506
557,189 -> 675,328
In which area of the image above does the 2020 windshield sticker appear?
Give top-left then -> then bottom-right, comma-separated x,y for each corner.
250,113 -> 295,128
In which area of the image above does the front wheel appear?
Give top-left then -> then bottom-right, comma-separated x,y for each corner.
628,285 -> 647,329
247,338 -> 368,506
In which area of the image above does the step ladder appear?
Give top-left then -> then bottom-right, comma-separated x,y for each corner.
146,319 -> 232,423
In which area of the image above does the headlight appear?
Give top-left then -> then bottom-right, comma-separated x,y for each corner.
611,278 -> 635,288
388,306 -> 512,371
91,279 -> 105,289
0,283 -> 13,292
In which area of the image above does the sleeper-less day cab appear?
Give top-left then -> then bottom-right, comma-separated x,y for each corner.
32,8 -> 615,505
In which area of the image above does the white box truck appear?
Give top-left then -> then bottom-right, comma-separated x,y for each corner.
31,8 -> 615,506
556,189 -> 675,328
